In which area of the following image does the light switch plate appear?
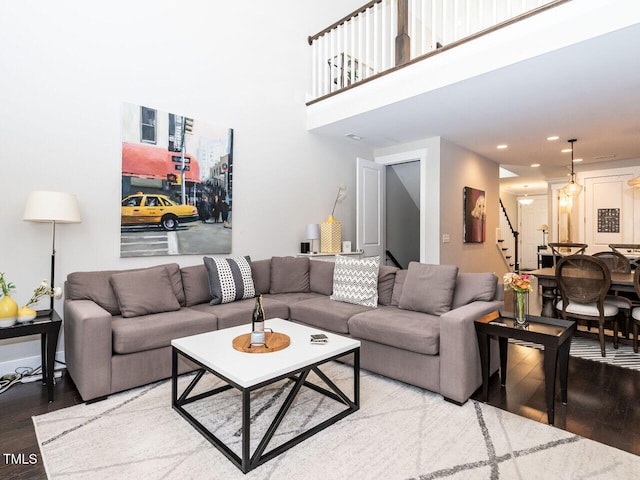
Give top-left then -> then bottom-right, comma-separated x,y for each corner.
442,234 -> 450,243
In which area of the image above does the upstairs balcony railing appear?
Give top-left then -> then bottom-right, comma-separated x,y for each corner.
307,0 -> 566,103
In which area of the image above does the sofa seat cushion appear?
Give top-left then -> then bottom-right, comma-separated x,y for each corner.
190,297 -> 289,330
348,306 -> 440,356
262,292 -> 325,308
289,297 -> 372,334
112,308 -> 217,355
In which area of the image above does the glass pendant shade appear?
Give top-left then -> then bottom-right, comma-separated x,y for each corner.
561,139 -> 583,197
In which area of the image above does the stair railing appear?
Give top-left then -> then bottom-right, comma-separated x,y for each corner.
499,198 -> 519,273
307,0 -> 566,102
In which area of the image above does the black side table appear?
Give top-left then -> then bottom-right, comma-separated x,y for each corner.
0,310 -> 62,402
474,310 -> 576,425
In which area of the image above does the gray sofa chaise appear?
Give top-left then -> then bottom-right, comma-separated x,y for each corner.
63,256 -> 502,404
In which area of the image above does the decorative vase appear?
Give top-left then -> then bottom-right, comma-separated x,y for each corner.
17,306 -> 38,323
0,295 -> 19,327
320,215 -> 342,253
514,291 -> 529,326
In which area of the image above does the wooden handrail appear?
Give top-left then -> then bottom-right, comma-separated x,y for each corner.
306,0 -> 571,105
308,0 -> 383,45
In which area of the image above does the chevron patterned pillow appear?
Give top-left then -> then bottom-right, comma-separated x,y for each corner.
330,255 -> 380,308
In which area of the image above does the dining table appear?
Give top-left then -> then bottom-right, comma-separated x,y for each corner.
527,267 -> 635,318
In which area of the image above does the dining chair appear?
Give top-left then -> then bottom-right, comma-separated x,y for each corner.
593,251 -> 633,338
548,243 -> 588,268
555,255 -> 619,357
632,268 -> 640,353
609,244 -> 640,270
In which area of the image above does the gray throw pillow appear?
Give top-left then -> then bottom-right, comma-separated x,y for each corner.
451,272 -> 498,309
398,262 -> 459,315
204,256 -> 256,305
330,255 -> 380,308
110,268 -> 181,318
269,256 -> 310,294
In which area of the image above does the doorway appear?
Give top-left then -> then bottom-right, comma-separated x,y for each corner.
356,147 -> 431,265
386,162 -> 420,268
519,195 -> 548,270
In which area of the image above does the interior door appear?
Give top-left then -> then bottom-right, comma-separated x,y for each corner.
356,158 -> 384,258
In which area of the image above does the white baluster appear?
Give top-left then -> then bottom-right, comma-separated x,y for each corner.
311,37 -> 317,99
358,11 -> 365,82
373,2 -> 380,73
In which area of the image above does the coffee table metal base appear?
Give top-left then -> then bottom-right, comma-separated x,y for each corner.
172,347 -> 360,473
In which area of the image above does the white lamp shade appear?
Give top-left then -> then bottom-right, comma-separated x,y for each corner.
305,223 -> 320,240
23,191 -> 81,223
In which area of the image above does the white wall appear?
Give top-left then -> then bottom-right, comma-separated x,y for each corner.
0,1 -> 369,370
439,139 -> 503,274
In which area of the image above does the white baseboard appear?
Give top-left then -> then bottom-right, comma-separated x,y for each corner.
0,351 -> 65,377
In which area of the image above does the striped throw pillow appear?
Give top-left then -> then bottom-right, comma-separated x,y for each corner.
204,256 -> 256,305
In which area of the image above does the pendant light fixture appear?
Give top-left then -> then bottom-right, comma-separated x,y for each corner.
561,138 -> 583,197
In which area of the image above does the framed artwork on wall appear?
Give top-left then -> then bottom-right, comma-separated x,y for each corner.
120,102 -> 234,257
463,186 -> 486,243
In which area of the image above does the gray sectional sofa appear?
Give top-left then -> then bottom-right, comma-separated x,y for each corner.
63,256 -> 502,404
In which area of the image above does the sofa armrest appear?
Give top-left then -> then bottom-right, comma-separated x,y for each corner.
438,300 -> 503,404
63,299 -> 114,401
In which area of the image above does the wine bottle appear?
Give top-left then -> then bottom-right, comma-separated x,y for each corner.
251,295 -> 265,345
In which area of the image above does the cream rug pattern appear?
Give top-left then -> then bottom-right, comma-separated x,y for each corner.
33,363 -> 640,480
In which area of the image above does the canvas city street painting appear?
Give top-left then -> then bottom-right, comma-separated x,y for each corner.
120,102 -> 233,257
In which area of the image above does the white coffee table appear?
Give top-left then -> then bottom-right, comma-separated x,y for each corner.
171,318 -> 360,473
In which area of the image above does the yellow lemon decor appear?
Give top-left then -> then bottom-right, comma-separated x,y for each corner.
0,272 -> 18,327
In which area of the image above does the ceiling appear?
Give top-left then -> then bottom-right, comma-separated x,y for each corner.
311,22 -> 640,196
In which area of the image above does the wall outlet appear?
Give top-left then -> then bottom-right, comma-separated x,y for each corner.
442,234 -> 450,243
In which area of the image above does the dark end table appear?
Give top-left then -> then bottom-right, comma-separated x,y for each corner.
0,310 -> 62,402
474,310 -> 576,425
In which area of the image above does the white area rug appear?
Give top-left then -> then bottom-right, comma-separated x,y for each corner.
33,363 -> 640,480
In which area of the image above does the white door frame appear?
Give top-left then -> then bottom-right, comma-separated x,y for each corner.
374,148 -> 430,263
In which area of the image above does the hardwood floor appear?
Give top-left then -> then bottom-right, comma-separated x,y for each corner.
1,347 -> 638,479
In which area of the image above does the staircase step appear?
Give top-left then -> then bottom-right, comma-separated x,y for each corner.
497,239 -> 504,243
501,248 -> 508,251
506,255 -> 512,259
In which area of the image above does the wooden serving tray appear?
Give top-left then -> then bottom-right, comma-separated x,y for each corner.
232,332 -> 290,354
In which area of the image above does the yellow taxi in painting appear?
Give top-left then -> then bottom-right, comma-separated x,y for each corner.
121,193 -> 198,231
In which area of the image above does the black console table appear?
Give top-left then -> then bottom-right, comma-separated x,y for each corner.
474,310 -> 575,425
0,310 -> 62,402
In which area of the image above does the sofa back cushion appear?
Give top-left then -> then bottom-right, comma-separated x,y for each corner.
110,268 -> 181,318
451,272 -> 498,309
66,263 -> 185,315
378,265 -> 399,306
251,259 -> 271,295
181,264 -> 211,306
204,256 -> 256,305
270,256 -> 310,294
391,269 -> 408,306
399,262 -> 459,315
310,260 -> 335,295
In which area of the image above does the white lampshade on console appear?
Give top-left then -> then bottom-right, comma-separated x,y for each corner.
306,223 -> 320,253
24,191 -> 81,312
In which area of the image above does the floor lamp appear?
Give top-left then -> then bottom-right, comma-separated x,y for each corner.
23,191 -> 81,313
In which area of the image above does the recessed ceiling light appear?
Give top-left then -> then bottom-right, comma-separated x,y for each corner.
496,144 -> 508,149
572,158 -> 583,162
594,154 -> 616,160
561,148 -> 572,153
531,163 -> 541,167
547,136 -> 559,141
345,133 -> 362,141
